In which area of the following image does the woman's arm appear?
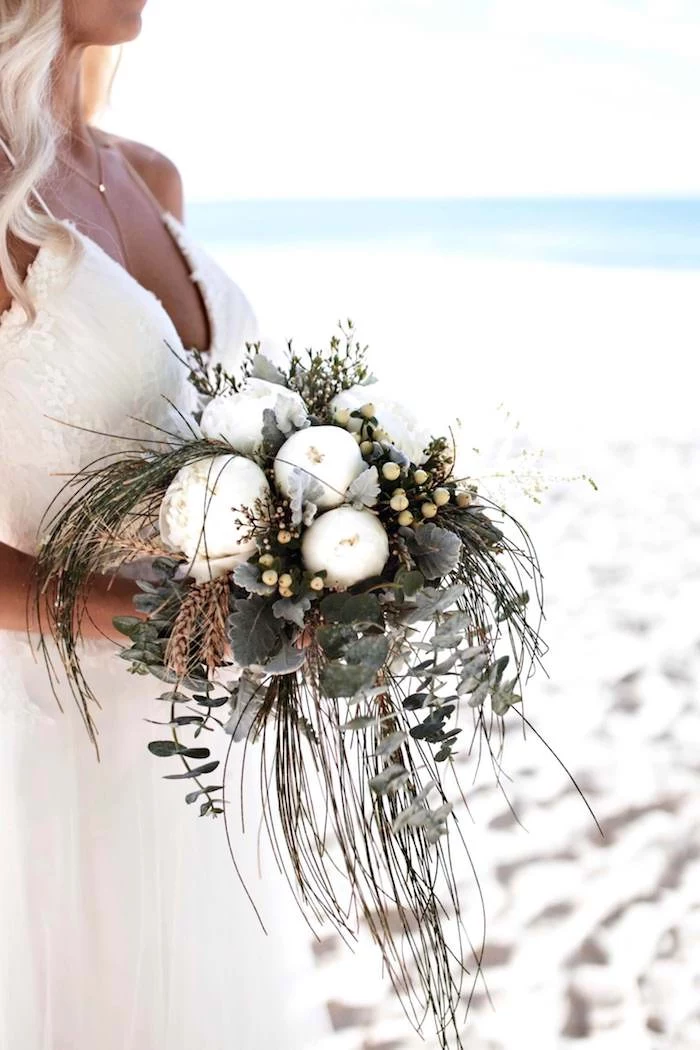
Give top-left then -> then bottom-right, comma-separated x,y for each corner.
0,542 -> 144,643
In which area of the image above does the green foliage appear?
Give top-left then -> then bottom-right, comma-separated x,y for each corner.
320,592 -> 383,627
320,629 -> 389,699
400,523 -> 462,580
227,597 -> 285,666
163,760 -> 220,781
283,321 -> 371,419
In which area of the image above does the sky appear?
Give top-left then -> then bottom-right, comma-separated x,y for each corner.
103,0 -> 700,199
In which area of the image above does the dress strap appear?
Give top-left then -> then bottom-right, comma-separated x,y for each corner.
0,133 -> 56,220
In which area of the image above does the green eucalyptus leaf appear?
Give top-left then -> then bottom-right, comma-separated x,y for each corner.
320,592 -> 383,628
369,764 -> 411,795
148,664 -> 209,691
263,643 -> 308,675
403,692 -> 428,710
321,662 -> 377,699
339,714 -> 378,732
394,569 -> 425,598
112,615 -> 144,639
316,623 -> 358,659
185,785 -> 223,804
431,612 -> 470,649
403,584 -> 466,624
192,694 -> 230,708
163,760 -> 220,781
373,730 -> 409,757
148,741 -> 211,760
343,635 -> 389,671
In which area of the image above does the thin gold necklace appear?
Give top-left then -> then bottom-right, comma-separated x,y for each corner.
57,128 -> 132,271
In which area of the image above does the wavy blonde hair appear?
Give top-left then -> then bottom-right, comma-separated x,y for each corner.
0,2 -> 118,320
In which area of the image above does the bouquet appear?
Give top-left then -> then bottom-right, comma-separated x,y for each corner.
35,322 -> 546,1048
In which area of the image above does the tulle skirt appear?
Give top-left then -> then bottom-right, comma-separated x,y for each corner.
0,629 -> 330,1050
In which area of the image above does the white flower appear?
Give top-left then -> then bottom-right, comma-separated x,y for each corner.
186,553 -> 245,583
274,426 -> 365,511
159,455 -> 270,580
200,378 -> 308,457
301,505 -> 389,589
331,383 -> 432,465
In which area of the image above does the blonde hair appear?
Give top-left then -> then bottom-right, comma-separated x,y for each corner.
0,7 -> 118,321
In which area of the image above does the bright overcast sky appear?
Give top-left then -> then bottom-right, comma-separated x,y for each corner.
104,0 -> 700,199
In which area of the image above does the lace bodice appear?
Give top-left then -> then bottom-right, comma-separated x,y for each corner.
0,214 -> 258,554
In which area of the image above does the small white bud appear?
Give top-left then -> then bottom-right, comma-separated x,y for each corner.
360,440 -> 374,456
262,569 -> 279,586
456,491 -> 472,508
382,462 -> 401,481
360,402 -> 375,419
373,427 -> 388,441
277,529 -> 292,544
421,502 -> 438,519
390,493 -> 410,512
397,510 -> 414,526
413,469 -> 429,485
433,488 -> 450,506
309,575 -> 325,591
259,553 -> 275,568
334,407 -> 351,427
278,573 -> 293,589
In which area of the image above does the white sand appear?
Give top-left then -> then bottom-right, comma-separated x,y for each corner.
214,244 -> 700,445
211,243 -> 700,1049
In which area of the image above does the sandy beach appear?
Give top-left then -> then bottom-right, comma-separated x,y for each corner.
210,243 -> 700,1048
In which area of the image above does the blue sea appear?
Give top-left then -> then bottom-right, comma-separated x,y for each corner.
188,197 -> 700,270
188,198 -> 700,446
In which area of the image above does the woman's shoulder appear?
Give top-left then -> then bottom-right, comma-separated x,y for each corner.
96,130 -> 185,222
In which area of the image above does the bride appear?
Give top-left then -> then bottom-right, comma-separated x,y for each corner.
0,2 -> 330,1048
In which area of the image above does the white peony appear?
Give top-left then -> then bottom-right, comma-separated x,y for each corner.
331,383 -> 432,465
200,378 -> 308,457
159,455 -> 270,580
274,426 -> 365,511
301,506 -> 389,589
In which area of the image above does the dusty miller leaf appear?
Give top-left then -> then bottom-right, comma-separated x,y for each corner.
272,595 -> 312,629
400,523 -> 462,580
250,354 -> 286,385
346,465 -> 380,509
286,467 -> 324,527
227,596 -> 283,665
232,561 -> 276,596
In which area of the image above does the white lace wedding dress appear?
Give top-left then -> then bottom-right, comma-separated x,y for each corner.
0,202 -> 330,1049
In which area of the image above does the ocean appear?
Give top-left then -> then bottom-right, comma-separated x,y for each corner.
188,198 -> 700,453
188,198 -> 700,269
